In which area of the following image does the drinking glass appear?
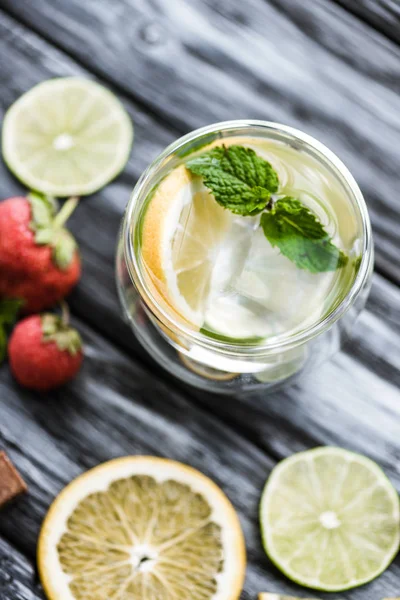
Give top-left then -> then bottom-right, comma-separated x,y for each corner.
116,121 -> 373,394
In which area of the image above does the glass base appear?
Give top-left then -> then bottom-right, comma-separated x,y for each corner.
116,235 -> 372,395
127,303 -> 307,394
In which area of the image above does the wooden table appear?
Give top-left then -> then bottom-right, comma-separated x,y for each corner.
1,1 -> 399,598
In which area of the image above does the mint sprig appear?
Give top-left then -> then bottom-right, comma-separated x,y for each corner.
0,299 -> 23,362
186,145 -> 278,216
186,145 -> 348,273
261,197 -> 348,273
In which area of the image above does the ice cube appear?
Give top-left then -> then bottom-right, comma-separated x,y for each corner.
231,228 -> 336,333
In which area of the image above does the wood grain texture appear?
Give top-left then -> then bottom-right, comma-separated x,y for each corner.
0,316 -> 280,600
0,3 -> 399,600
334,0 -> 400,43
2,0 -> 400,282
0,537 -> 40,600
1,314 -> 400,600
193,274 -> 400,470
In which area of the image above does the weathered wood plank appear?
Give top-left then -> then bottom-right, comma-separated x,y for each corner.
335,0 -> 400,43
0,8 -> 399,441
194,274 -> 400,476
1,0 -> 400,281
0,7 -> 400,599
0,315 -> 285,600
0,537 -> 40,600
0,6 -> 399,362
1,313 -> 400,600
0,8 -> 399,458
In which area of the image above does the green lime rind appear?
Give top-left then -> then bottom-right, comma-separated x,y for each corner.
200,326 -> 265,345
260,447 -> 400,592
2,77 -> 133,197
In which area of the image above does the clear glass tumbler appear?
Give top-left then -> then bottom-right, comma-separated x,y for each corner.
116,121 -> 373,394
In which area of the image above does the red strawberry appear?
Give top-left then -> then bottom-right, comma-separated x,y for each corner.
8,311 -> 83,391
0,194 -> 81,313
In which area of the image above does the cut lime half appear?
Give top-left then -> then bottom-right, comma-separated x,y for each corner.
2,78 -> 133,196
260,447 -> 400,592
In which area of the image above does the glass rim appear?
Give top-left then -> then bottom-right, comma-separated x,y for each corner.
122,120 -> 373,354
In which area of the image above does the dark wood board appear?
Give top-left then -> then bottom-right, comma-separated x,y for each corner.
0,2 -> 399,600
334,0 -> 400,43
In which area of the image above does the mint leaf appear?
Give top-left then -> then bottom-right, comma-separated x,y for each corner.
186,145 -> 279,216
261,197 -> 348,273
0,299 -> 23,363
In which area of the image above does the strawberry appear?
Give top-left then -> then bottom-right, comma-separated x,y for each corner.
8,310 -> 83,391
0,194 -> 81,313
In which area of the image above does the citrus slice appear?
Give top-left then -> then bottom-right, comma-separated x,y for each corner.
38,456 -> 246,600
260,447 -> 400,592
2,78 -> 133,196
178,351 -> 239,381
141,165 -> 232,326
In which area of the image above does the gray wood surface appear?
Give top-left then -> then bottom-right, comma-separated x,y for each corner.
0,2 -> 399,599
3,0 -> 400,281
335,0 -> 400,42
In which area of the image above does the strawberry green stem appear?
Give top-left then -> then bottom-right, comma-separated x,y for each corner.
53,196 -> 79,230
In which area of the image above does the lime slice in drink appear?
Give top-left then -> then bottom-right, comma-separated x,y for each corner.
260,447 -> 400,592
2,78 -> 133,196
38,456 -> 246,600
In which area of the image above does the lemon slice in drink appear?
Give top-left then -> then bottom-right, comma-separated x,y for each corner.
141,165 -> 232,326
2,78 -> 133,196
260,447 -> 400,592
38,456 -> 246,600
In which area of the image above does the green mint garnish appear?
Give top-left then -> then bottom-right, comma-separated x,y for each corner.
0,299 -> 23,363
186,145 -> 278,216
261,197 -> 349,273
186,144 -> 348,273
